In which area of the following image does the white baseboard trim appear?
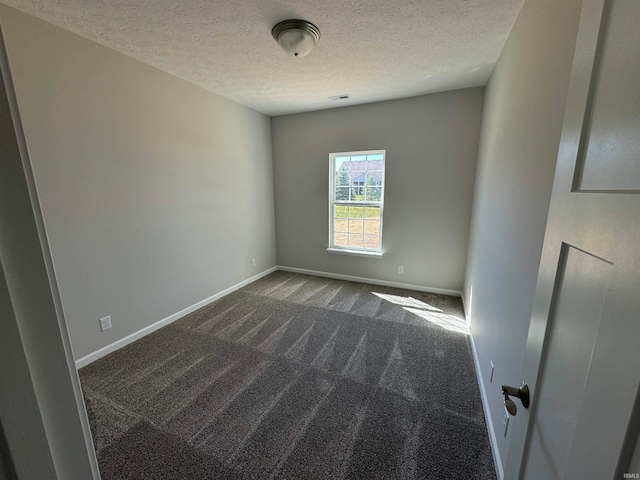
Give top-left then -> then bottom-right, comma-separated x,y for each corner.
75,266 -> 278,369
469,330 -> 504,480
278,266 -> 462,297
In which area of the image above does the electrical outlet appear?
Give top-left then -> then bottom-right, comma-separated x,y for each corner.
503,407 -> 510,436
490,361 -> 495,383
251,258 -> 257,267
397,266 -> 404,274
100,315 -> 112,332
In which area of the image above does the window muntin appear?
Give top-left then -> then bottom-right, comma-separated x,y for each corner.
329,150 -> 385,254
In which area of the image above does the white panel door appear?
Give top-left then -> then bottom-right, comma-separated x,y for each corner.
505,0 -> 640,478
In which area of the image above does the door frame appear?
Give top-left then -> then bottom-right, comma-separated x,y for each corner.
0,21 -> 100,479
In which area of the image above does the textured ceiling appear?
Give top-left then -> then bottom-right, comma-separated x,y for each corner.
0,0 -> 524,116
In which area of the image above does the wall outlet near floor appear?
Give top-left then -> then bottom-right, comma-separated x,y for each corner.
490,361 -> 495,383
503,407 -> 510,437
397,265 -> 404,274
99,315 -> 112,332
251,258 -> 257,267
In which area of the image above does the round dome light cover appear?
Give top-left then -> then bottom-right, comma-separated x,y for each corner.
272,19 -> 320,58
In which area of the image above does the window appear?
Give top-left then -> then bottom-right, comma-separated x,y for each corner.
328,150 -> 385,256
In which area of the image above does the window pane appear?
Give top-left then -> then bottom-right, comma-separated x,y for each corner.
335,156 -> 350,174
335,205 -> 349,218
334,219 -> 348,233
365,186 -> 382,201
349,206 -> 365,218
334,232 -> 348,247
364,234 -> 380,249
349,219 -> 364,233
336,171 -> 350,186
351,155 -> 367,162
365,206 -> 381,218
351,190 -> 365,201
349,233 -> 364,248
335,186 -> 350,201
352,174 -> 366,184
366,172 -> 383,186
364,219 -> 380,235
367,154 -> 384,161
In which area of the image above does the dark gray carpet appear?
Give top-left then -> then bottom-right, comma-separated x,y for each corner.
80,271 -> 496,479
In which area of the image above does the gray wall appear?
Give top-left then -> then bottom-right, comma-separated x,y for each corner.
272,88 -> 484,292
0,6 -> 277,360
463,0 -> 582,473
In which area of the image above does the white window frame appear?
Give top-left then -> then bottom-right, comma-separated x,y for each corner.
327,149 -> 386,257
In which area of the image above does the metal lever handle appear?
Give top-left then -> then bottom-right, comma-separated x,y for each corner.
502,382 -> 530,416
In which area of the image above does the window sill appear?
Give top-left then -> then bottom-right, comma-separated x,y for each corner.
326,248 -> 383,258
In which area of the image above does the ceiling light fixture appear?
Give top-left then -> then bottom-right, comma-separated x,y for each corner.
271,19 -> 320,58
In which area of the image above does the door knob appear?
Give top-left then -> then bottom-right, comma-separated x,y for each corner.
502,382 -> 530,416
